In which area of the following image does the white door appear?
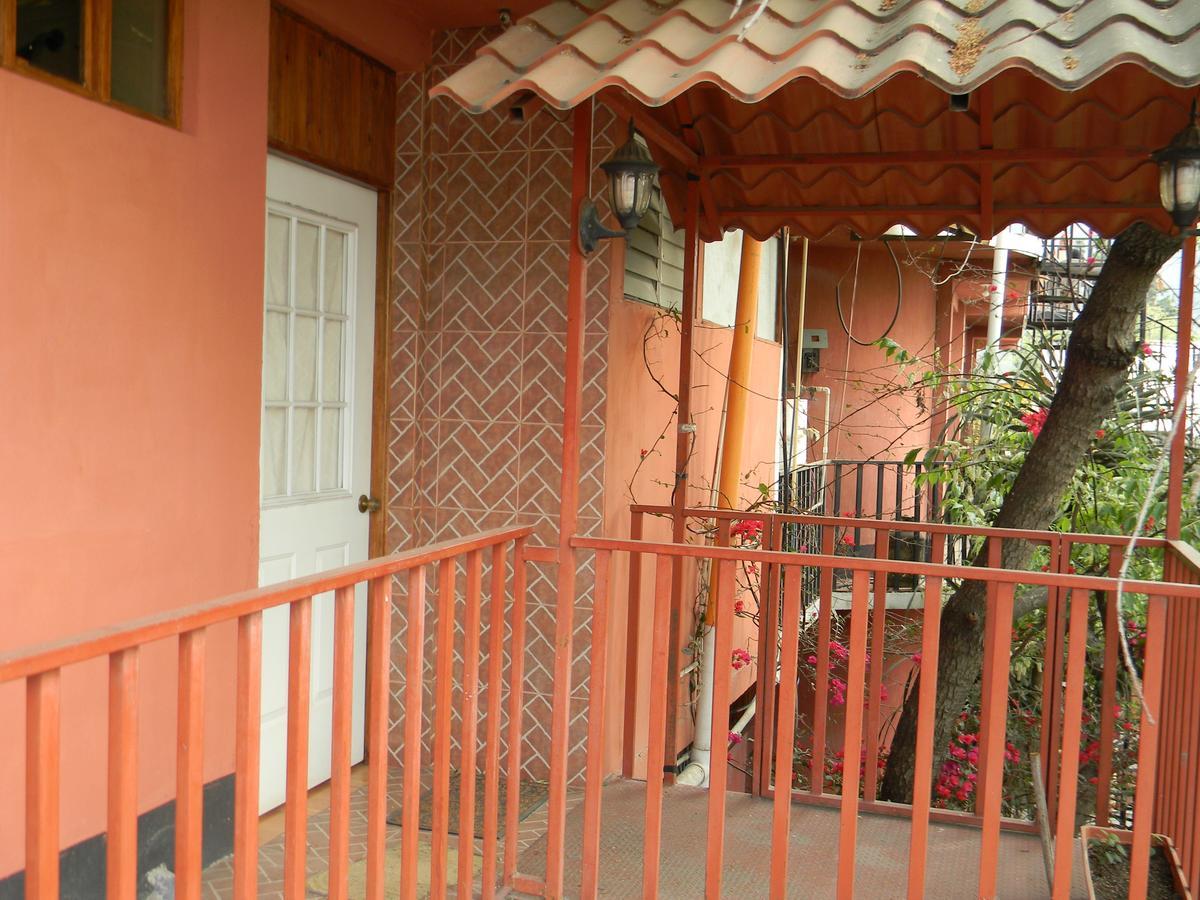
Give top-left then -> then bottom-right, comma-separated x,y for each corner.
258,155 -> 377,812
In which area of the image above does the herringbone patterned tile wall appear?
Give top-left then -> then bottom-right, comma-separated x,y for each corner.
385,29 -> 620,787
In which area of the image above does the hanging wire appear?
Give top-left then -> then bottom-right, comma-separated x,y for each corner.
835,240 -> 904,346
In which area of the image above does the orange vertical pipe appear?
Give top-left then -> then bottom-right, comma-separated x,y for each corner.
107,648 -> 139,900
284,599 -> 312,899
327,585 -> 356,900
580,550 -> 613,899
175,629 -> 206,900
458,551 -> 484,898
1167,237 -> 1195,540
546,98 -> 593,900
482,544 -> 508,899
836,570 -> 871,900
769,567 -> 803,898
703,236 -> 763,626
1129,595 -> 1168,899
365,577 -> 392,900
233,612 -> 263,900
25,670 -> 60,900
906,533 -> 946,899
400,567 -> 427,900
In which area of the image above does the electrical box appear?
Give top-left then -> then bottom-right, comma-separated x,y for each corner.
801,329 -> 828,374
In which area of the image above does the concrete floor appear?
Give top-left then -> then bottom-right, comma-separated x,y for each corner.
516,780 -> 1086,899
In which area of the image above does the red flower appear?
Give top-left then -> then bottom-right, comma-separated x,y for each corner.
1142,343 -> 1154,357
731,648 -> 752,671
1020,408 -> 1049,437
730,519 -> 764,540
728,731 -> 744,746
1095,429 -> 1105,439
734,599 -> 745,613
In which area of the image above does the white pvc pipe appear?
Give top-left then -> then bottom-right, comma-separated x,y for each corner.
677,624 -> 717,786
986,242 -> 1009,357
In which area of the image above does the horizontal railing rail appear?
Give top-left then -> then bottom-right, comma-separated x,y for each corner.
586,520 -> 1184,899
7,525 -> 541,900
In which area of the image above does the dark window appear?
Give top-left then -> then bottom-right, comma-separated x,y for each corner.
111,0 -> 171,119
16,0 -> 83,84
4,0 -> 181,124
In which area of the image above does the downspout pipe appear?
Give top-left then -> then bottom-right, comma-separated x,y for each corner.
679,235 -> 764,787
985,235 -> 1010,360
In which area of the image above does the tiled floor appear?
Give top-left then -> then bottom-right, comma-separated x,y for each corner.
201,767 -> 570,899
516,780 -> 1086,899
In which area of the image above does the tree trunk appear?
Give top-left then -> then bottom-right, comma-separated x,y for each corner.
879,223 -> 1181,804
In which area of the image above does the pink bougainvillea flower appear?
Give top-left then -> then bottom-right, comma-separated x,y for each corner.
1020,407 -> 1049,437
1142,343 -> 1154,356
731,648 -> 752,671
910,652 -> 922,664
806,654 -> 818,665
830,640 -> 850,660
734,599 -> 745,613
728,731 -> 744,746
730,519 -> 764,540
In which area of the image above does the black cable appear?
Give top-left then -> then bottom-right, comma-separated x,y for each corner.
835,240 -> 904,347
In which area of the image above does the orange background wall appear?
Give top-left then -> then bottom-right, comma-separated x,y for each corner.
0,1 -> 269,874
601,261 -> 783,777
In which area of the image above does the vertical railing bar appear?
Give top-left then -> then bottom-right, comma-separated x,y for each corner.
1051,590 -> 1089,899
875,463 -> 885,520
503,538 -> 529,887
1128,594 -> 1168,900
977,581 -> 1015,900
976,537 -> 1002,817
107,648 -> 139,900
854,464 -> 864,545
365,576 -> 392,900
755,518 -> 783,797
1095,548 -> 1122,826
863,528 -> 889,801
1045,539 -> 1071,824
457,550 -> 484,899
328,585 -> 357,900
704,557 -> 737,897
906,533 -> 946,899
400,567 -> 428,900
642,555 -> 675,898
1181,586 -> 1200,886
26,669 -> 61,900
430,557 -> 458,899
284,599 -> 313,898
913,463 -> 922,522
580,549 -> 613,899
234,612 -> 263,900
811,526 -> 835,792
836,570 -> 870,900
481,544 -> 508,900
770,565 -> 803,899
176,629 -> 206,900
832,463 -> 843,520
1039,539 -> 1062,820
1158,577 -> 1178,838
893,462 -> 903,522
623,511 -> 644,778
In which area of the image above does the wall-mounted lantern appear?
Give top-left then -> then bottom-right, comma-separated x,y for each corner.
1154,100 -> 1200,232
578,120 -> 659,254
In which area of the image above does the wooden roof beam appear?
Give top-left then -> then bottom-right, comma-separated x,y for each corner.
702,147 -> 1154,171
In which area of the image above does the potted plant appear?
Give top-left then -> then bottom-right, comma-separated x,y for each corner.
1080,824 -> 1192,900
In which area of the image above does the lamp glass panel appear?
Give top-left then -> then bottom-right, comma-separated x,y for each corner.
633,172 -> 655,218
610,171 -> 637,218
1160,163 -> 1177,212
1175,160 -> 1200,217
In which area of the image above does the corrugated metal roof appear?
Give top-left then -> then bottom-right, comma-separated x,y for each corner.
430,1 -> 1200,239
433,0 -> 1199,111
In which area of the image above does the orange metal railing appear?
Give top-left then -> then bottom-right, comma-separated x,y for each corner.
1156,540 -> 1200,893
2,526 -> 540,900
581,508 -> 1197,899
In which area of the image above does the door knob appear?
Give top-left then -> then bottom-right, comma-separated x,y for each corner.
358,494 -> 381,514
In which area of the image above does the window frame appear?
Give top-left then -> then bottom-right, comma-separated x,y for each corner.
0,0 -> 183,126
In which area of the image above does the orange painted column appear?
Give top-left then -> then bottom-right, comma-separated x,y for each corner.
704,236 -> 763,625
1167,237 -> 1195,539
545,98 -> 593,899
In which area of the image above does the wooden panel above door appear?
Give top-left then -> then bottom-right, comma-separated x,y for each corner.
269,4 -> 396,190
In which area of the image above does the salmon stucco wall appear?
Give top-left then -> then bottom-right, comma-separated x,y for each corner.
0,0 -> 269,876
601,281 -> 783,778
